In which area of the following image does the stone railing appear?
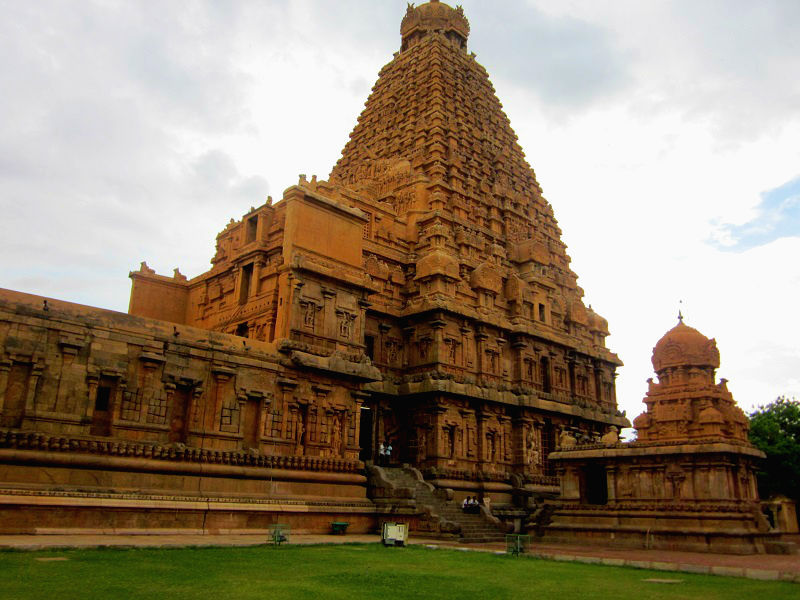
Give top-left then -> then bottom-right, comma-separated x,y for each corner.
0,430 -> 363,473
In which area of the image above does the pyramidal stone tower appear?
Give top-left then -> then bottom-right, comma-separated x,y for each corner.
127,0 -> 627,496
0,1 -> 627,537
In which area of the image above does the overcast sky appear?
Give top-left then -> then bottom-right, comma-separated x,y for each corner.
1,0 -> 798,421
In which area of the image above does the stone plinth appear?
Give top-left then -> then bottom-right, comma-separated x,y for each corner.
544,441 -> 772,554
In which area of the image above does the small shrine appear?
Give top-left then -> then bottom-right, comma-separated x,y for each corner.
544,317 -> 783,554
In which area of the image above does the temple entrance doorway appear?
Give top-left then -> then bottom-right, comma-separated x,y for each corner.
583,464 -> 608,505
358,405 -> 374,462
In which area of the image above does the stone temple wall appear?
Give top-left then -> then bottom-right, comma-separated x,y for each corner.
0,288 -> 378,534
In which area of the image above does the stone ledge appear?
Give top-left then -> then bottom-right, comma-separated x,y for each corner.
0,490 -> 376,512
0,430 -> 364,474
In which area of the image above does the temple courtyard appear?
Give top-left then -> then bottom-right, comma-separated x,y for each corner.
1,539 -> 798,600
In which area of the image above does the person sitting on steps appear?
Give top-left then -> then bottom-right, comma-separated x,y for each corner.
463,496 -> 479,514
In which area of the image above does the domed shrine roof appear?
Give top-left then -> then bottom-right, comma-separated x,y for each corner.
651,317 -> 720,372
401,1 -> 470,47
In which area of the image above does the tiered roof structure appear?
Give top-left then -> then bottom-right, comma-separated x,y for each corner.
128,0 -> 627,491
634,317 -> 749,442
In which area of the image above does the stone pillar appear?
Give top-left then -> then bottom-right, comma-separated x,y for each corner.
277,378 -> 297,441
351,390 -> 371,459
475,328 -> 488,380
251,259 -> 266,297
257,392 -> 272,444
513,416 -> 532,469
476,409 -> 488,468
84,373 -> 99,422
211,369 -> 233,431
378,323 -> 391,364
0,359 -> 12,414
23,362 -> 44,413
497,337 -> 508,378
402,327 -> 414,369
560,465 -> 581,501
511,338 -> 527,385
321,288 -> 336,339
431,315 -> 446,364
567,355 -> 576,397
593,363 -> 603,404
357,299 -> 371,348
233,264 -> 244,304
110,379 -> 126,431
460,325 -> 473,369
606,465 -> 617,501
499,414 -> 512,464
432,402 -> 449,460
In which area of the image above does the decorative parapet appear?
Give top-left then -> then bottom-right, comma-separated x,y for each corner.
0,430 -> 364,474
549,438 -> 765,459
556,500 -> 762,514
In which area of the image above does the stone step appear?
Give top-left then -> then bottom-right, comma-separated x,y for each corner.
381,468 -> 506,542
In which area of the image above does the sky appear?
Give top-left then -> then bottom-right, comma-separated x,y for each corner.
1,0 -> 798,422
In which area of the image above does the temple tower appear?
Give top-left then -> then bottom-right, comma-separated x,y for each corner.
127,1 -> 628,505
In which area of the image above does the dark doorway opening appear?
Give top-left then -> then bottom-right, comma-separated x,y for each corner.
358,406 -> 374,462
246,216 -> 258,244
239,263 -> 253,304
364,335 -> 375,361
540,356 -> 551,394
90,378 -> 115,436
583,464 -> 608,505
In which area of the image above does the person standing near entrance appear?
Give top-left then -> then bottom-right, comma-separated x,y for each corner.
378,442 -> 386,466
385,442 -> 393,466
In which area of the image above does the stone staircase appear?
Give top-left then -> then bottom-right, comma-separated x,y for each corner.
381,466 -> 507,543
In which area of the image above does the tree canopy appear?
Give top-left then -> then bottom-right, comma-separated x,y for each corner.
748,396 -> 800,502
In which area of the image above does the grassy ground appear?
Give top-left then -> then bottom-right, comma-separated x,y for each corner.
0,544 -> 795,600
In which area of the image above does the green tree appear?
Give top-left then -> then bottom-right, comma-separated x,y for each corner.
748,396 -> 800,502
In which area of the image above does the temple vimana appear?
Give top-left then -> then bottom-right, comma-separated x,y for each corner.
1,1 -> 794,553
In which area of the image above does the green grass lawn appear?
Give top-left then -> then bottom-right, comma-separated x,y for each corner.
0,544 -> 795,600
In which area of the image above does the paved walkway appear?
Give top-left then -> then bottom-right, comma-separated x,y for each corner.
0,533 -> 797,583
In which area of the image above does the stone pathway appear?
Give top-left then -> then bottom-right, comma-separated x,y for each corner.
0,533 -> 797,583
